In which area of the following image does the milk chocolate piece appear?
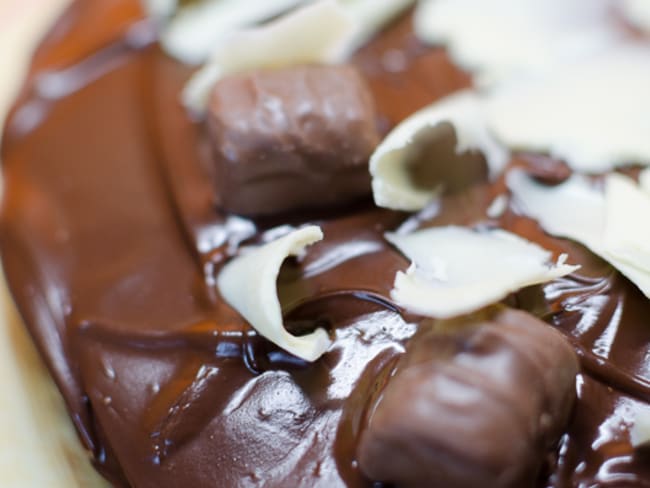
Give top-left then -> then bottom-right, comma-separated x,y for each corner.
357,309 -> 579,488
207,64 -> 380,216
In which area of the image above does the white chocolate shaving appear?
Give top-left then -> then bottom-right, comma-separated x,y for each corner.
485,46 -> 650,173
507,169 -> 650,297
414,0 -> 620,87
159,0 -> 414,68
414,0 -> 650,173
622,0 -> 650,34
640,168 -> 650,195
508,170 -> 605,248
142,0 -> 177,19
631,405 -> 650,447
182,0 -> 355,113
369,90 -> 509,211
385,226 -> 578,319
217,226 -> 331,362
158,0 -> 306,65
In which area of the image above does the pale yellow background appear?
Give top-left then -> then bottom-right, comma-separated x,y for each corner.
0,0 -> 108,486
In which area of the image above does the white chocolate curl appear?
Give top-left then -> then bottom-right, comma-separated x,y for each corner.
158,0 -> 306,65
217,226 -> 332,362
386,226 -> 578,319
631,405 -> 650,447
369,91 -> 509,211
507,169 -> 650,298
182,0 -> 355,113
485,46 -> 650,173
181,0 -> 416,113
414,0 -> 650,173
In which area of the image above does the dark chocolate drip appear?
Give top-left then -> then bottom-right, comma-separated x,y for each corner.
2,2 -> 650,487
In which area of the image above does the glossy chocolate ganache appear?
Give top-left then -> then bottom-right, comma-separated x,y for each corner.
2,1 -> 650,486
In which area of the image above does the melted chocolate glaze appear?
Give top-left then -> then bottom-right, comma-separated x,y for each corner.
2,1 -> 650,486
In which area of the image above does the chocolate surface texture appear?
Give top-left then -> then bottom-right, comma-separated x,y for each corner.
1,1 -> 650,487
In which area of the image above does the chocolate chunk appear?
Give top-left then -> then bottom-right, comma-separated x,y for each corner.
206,64 -> 380,216
357,308 -> 579,488
516,153 -> 572,185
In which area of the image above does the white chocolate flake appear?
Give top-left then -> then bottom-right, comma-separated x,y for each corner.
160,0 -> 307,65
182,0 -> 355,113
160,0 -> 414,67
507,169 -> 650,298
507,169 -> 605,247
622,0 -> 650,34
631,405 -> 650,447
485,46 -> 650,173
338,0 -> 415,56
385,226 -> 578,319
604,173 -> 650,272
486,194 -> 509,219
415,0 -> 622,86
414,0 -> 650,173
369,91 -> 509,211
414,0 -> 620,87
217,226 -> 332,362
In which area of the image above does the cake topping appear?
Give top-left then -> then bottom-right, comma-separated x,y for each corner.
385,226 -> 578,319
622,0 -> 650,34
206,64 -> 378,217
157,0 -> 415,68
152,0 -> 306,65
216,226 -> 331,362
182,0 -> 355,113
641,168 -> 650,194
415,0 -> 650,173
182,0 -> 415,113
486,194 -> 508,218
484,46 -> 650,173
369,91 -> 509,211
414,0 -> 621,86
357,308 -> 579,487
508,169 -> 650,297
603,172 -> 650,272
631,405 -> 650,447
142,0 -> 178,20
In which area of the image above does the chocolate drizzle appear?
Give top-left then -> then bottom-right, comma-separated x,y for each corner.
2,1 -> 650,486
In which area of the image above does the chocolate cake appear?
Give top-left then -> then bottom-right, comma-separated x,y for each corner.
2,0 -> 650,486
